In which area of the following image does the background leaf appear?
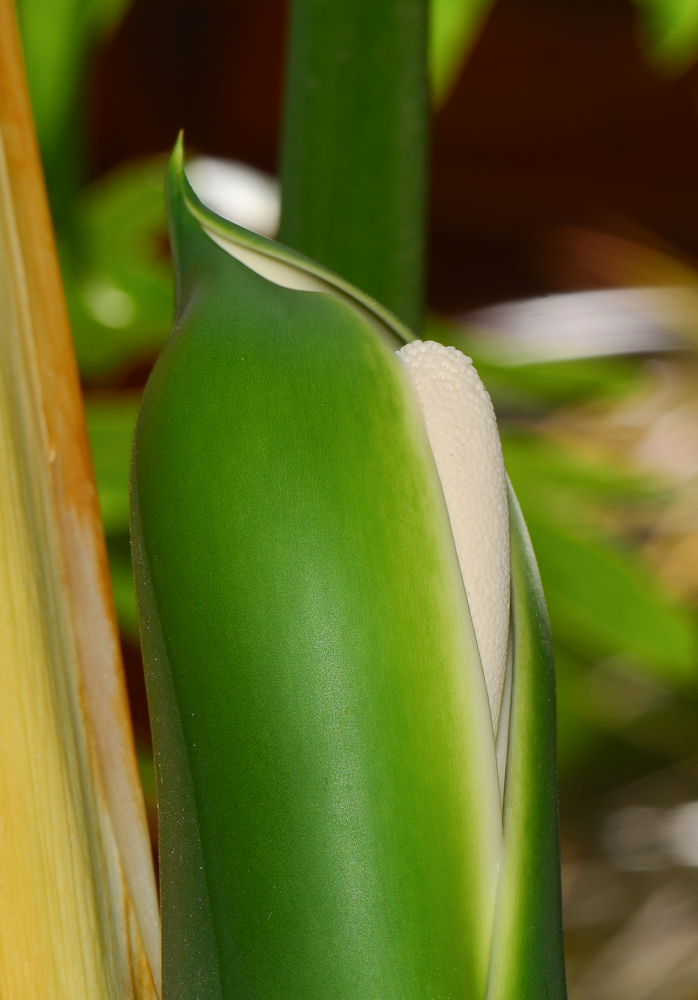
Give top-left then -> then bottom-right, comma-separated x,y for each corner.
632,0 -> 698,70
16,0 -> 130,223
279,0 -> 429,330
85,395 -> 140,638
63,158 -> 172,378
429,0 -> 495,104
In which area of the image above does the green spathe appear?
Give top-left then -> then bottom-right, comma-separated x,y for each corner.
131,143 -> 502,999
486,485 -> 566,1000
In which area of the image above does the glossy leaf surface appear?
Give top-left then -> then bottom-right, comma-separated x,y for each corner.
131,147 -> 501,1000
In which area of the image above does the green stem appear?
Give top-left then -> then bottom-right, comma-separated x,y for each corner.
278,0 -> 429,332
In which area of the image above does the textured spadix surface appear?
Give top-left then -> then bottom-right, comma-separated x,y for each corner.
397,340 -> 510,725
132,145 -> 502,1000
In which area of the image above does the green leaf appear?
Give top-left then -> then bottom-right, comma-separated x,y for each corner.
16,0 -> 131,222
503,436 -> 698,686
17,0 -> 128,152
130,142 -> 502,1000
486,484 -> 566,1000
279,0 -> 429,330
136,741 -> 157,812
177,138 -> 413,350
426,316 -> 645,411
524,512 -> 697,686
85,396 -> 140,639
429,0 -> 494,104
502,432 -> 661,510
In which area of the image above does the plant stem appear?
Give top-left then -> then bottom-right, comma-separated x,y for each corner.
279,0 -> 429,332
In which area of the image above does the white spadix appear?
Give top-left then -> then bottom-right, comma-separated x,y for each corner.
397,341 -> 510,727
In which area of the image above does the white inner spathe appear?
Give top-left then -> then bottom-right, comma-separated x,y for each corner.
186,156 -> 280,238
205,228 -> 329,292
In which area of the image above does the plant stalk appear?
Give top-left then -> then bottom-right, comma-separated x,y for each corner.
278,0 -> 429,332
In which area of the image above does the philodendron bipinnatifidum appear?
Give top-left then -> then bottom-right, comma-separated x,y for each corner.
131,138 -> 567,1000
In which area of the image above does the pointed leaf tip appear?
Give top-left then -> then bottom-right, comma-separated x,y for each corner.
166,137 -> 414,350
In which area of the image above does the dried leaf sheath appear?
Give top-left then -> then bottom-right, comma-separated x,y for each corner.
0,1 -> 159,995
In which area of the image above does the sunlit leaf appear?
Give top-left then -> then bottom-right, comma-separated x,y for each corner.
107,537 -> 140,641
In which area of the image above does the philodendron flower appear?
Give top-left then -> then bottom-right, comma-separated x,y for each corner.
131,138 -> 566,1000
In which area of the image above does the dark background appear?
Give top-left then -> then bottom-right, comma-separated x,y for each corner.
90,0 -> 698,312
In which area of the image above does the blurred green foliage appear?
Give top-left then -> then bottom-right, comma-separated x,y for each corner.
436,318 -> 698,789
430,0 -> 698,102
85,396 -> 141,639
429,0 -> 494,103
87,395 -> 139,534
62,158 -> 172,378
16,0 -> 130,224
